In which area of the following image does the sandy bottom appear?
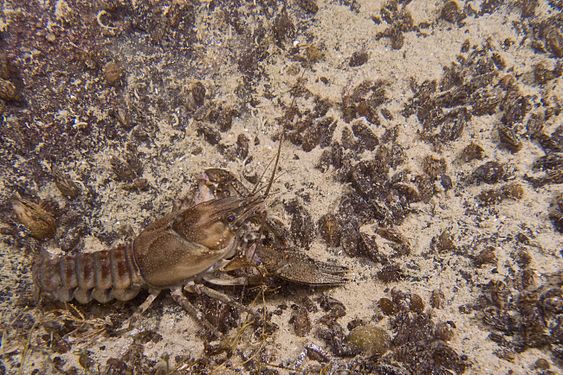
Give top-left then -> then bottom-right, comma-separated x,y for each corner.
0,1 -> 561,374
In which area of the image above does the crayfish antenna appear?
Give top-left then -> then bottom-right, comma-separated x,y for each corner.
263,130 -> 283,199
252,89 -> 297,200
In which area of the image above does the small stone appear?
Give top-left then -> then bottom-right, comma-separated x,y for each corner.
348,325 -> 390,356
0,78 -> 18,101
12,197 -> 56,240
459,143 -> 484,162
296,0 -> 319,14
196,124 -> 221,145
46,32 -> 57,42
358,232 -> 386,263
533,62 -> 555,84
349,51 -> 369,67
410,294 -> 425,313
390,28 -> 404,50
498,125 -> 523,153
474,247 -> 497,267
185,82 -> 206,112
470,161 -> 509,185
340,227 -> 360,257
434,321 -> 455,341
235,133 -> 250,159
519,0 -> 538,17
430,290 -> 445,309
290,305 -> 311,337
533,358 -> 550,370
422,155 -> 447,178
544,25 -> 562,57
286,200 -> 315,249
0,54 -> 10,80
433,230 -> 455,253
500,182 -> 524,200
78,350 -> 94,370
53,169 -> 80,199
440,1 -> 462,23
318,213 -> 341,247
103,61 -> 123,84
121,178 -> 149,191
377,264 -> 403,282
306,45 -> 323,63
351,122 -> 378,151
378,297 -> 397,316
272,9 -> 295,47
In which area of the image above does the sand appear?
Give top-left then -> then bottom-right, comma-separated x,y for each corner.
0,0 -> 561,374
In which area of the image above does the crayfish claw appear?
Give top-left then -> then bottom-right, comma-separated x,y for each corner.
256,245 -> 348,286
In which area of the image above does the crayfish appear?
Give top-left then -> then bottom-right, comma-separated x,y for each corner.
31,138 -> 348,333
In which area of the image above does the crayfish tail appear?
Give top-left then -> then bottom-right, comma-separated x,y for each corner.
32,245 -> 143,305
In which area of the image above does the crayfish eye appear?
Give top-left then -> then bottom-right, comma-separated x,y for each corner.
227,214 -> 236,223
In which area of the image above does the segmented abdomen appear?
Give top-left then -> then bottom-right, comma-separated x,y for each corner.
33,245 -> 144,304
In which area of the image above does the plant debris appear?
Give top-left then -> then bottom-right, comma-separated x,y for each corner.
0,1 -> 560,373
